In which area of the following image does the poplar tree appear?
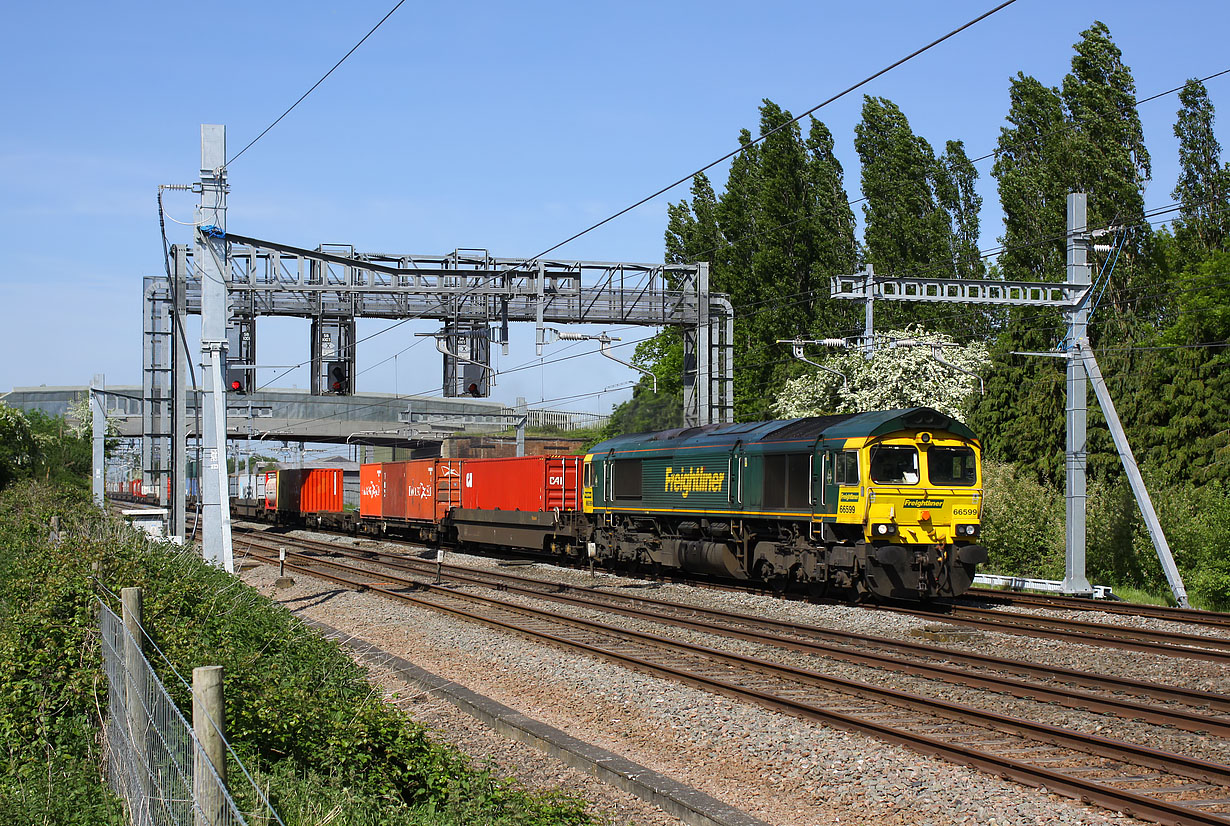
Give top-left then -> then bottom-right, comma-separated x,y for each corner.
804,118 -> 860,335
974,22 -> 1155,480
854,96 -> 959,334
854,97 -> 954,281
934,140 -> 985,280
610,100 -> 858,430
1171,79 -> 1229,257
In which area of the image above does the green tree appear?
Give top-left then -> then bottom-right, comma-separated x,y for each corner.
974,21 -> 1153,480
933,140 -> 985,280
24,410 -> 92,489
0,403 -> 38,490
854,97 -> 962,334
804,118 -> 861,333
609,100 -> 858,431
1171,78 -> 1230,258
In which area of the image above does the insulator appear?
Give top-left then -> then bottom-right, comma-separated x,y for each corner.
556,332 -> 587,341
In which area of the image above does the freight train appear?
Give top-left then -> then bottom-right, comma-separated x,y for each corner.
229,407 -> 988,601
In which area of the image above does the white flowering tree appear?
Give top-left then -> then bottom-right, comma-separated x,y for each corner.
774,327 -> 989,419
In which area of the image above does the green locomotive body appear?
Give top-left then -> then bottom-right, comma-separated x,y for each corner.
583,407 -> 987,599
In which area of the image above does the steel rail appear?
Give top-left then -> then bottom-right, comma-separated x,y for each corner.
880,603 -> 1230,662
249,545 -> 1230,826
964,588 -> 1230,632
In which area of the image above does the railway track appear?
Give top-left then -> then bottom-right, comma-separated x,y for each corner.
964,587 -> 1230,632
235,532 -> 1230,736
237,531 -> 1230,826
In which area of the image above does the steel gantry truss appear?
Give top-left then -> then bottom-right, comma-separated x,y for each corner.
829,193 -> 1189,607
143,125 -> 734,545
163,234 -> 734,427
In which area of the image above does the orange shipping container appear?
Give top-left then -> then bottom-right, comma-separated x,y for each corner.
459,455 -> 582,513
269,468 -> 344,514
298,468 -> 344,514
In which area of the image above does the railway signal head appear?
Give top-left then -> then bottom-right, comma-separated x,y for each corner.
227,366 -> 247,395
328,361 -> 350,395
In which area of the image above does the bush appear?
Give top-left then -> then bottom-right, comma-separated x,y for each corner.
978,461 -> 1066,579
979,460 -> 1230,610
0,482 -> 594,826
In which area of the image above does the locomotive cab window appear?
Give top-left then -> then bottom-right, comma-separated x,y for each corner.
611,459 -> 642,500
928,446 -> 977,486
835,451 -> 859,486
869,445 -> 919,485
584,461 -> 593,488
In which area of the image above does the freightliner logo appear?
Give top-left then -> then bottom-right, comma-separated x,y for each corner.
665,466 -> 726,498
904,499 -> 944,508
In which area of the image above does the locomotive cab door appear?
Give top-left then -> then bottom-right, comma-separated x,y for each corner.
728,441 -> 744,507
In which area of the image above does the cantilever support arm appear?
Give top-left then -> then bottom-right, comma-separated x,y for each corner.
555,331 -> 657,392
929,345 -> 984,395
419,332 -> 493,373
778,337 -> 848,388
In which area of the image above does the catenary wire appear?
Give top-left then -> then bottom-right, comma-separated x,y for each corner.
225,1 -> 406,169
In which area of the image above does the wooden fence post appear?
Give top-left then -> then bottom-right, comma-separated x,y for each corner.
192,665 -> 226,826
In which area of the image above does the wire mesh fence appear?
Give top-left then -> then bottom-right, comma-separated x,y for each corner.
99,598 -> 263,826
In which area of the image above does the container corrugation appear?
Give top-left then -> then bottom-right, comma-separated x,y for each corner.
458,455 -> 582,513
382,462 -> 409,520
360,464 -> 384,518
298,468 -> 344,514
376,460 -> 438,522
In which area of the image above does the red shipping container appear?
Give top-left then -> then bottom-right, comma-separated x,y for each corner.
360,464 -> 384,518
458,456 -> 582,513
382,462 -> 409,520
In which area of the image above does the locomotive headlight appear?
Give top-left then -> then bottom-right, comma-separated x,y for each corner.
956,524 -> 979,537
873,523 -> 896,536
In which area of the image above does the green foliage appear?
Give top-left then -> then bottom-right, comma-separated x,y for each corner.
0,402 -> 39,490
607,98 -> 861,432
855,96 -> 955,283
978,461 -> 1065,579
933,140 -> 985,281
24,410 -> 94,490
977,463 -> 1230,610
1172,79 -> 1230,257
774,327 -> 988,419
0,482 -> 594,826
979,21 -> 1157,478
855,97 -> 978,335
603,384 -> 682,437
0,404 -> 98,493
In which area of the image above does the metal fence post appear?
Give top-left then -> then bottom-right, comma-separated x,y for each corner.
193,665 -> 226,826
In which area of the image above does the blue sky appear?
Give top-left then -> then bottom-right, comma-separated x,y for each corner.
2,0 -> 1227,415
